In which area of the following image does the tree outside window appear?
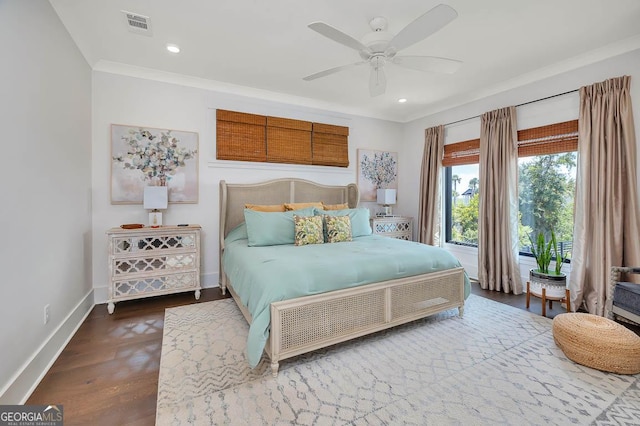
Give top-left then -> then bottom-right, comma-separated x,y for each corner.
445,152 -> 576,257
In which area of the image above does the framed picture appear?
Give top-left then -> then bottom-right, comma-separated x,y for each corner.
357,149 -> 398,202
111,124 -> 199,204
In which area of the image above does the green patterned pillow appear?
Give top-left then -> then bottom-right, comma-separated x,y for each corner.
324,215 -> 352,243
294,215 -> 324,246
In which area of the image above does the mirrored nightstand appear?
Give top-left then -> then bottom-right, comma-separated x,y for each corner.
370,216 -> 413,241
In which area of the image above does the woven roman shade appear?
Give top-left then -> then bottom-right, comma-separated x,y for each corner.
216,109 -> 349,167
312,123 -> 349,167
266,117 -> 312,165
442,119 -> 578,166
517,119 -> 578,157
442,138 -> 479,167
216,110 -> 266,161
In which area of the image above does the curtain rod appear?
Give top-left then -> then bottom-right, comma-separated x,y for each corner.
444,88 -> 579,127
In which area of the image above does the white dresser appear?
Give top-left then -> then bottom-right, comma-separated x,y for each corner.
106,225 -> 201,314
370,216 -> 413,241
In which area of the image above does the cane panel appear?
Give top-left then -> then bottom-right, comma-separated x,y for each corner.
264,267 -> 465,375
279,290 -> 386,352
391,272 -> 463,321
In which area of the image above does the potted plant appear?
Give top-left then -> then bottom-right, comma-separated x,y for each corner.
528,230 -> 568,298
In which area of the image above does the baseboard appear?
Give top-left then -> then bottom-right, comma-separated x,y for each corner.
201,272 -> 219,289
0,289 -> 95,404
93,272 -> 220,304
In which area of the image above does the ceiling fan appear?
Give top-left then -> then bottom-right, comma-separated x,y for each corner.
303,4 -> 462,97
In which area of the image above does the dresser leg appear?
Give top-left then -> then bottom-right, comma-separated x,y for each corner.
195,289 -> 201,300
108,302 -> 115,314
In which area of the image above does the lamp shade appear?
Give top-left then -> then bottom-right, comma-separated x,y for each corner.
377,188 -> 396,205
143,186 -> 168,210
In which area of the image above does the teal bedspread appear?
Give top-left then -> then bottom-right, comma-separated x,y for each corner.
223,225 -> 471,368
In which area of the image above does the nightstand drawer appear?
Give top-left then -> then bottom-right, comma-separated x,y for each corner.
113,252 -> 197,276
111,272 -> 199,301
111,232 -> 198,255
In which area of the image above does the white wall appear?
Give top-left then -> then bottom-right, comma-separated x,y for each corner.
91,72 -> 404,302
401,48 -> 640,287
0,0 -> 93,403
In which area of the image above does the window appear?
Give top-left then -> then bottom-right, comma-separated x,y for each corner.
444,120 -> 577,259
517,120 -> 577,260
444,138 -> 480,246
445,164 -> 480,246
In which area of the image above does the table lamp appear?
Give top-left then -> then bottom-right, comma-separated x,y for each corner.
144,186 -> 168,227
377,188 -> 396,216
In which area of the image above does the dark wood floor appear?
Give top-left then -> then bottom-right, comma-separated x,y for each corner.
470,280 -> 568,318
27,289 -> 230,426
27,283 -> 637,425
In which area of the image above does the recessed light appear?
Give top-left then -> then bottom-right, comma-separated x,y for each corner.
398,98 -> 407,103
166,44 -> 180,53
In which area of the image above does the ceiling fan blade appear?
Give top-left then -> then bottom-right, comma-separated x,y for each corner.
387,4 -> 457,53
393,55 -> 462,74
369,65 -> 386,97
303,61 -> 366,81
308,22 -> 370,53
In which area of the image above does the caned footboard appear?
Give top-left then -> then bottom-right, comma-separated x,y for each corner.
266,267 -> 465,376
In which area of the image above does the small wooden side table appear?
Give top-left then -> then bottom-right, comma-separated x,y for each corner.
526,281 -> 571,317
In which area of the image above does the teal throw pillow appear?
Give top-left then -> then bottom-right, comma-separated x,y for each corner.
244,207 -> 315,246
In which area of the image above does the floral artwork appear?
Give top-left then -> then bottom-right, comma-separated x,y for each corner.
111,125 -> 199,204
357,149 -> 398,201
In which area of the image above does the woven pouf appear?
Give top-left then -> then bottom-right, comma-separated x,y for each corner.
552,312 -> 640,374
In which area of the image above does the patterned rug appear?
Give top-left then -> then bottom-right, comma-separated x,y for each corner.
156,295 -> 640,425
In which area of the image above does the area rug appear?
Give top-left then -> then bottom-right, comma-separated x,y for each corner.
156,295 -> 640,425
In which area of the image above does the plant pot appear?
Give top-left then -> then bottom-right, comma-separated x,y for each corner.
529,268 -> 567,298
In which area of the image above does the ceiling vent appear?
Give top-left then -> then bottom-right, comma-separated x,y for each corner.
122,10 -> 153,36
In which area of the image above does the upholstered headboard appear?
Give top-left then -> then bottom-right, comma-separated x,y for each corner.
219,178 -> 359,241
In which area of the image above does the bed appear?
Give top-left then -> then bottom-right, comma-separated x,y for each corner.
219,178 -> 469,376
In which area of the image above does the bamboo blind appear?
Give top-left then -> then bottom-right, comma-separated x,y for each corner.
216,109 -> 349,167
517,119 -> 578,157
442,138 -> 480,167
266,117 -> 312,165
312,123 -> 349,167
442,119 -> 578,166
216,110 -> 267,161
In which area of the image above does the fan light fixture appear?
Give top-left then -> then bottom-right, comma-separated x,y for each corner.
398,98 -> 407,103
166,44 -> 180,53
304,4 -> 462,97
